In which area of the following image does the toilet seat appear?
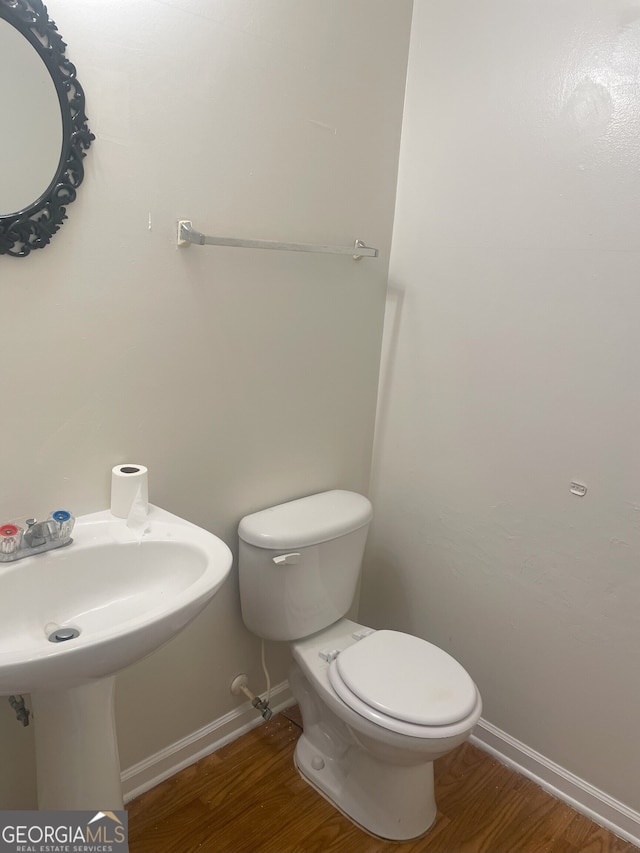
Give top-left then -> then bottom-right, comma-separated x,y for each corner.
328,629 -> 478,737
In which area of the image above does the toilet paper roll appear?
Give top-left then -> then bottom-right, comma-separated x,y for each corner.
111,464 -> 149,518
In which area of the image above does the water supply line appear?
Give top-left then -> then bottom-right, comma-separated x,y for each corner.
261,639 -> 272,705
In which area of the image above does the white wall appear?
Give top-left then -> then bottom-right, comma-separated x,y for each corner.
362,0 -> 640,813
0,0 -> 412,808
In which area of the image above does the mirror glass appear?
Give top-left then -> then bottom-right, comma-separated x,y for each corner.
0,17 -> 63,216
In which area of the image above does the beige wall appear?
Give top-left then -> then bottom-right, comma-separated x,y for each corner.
0,0 -> 412,808
362,0 -> 640,812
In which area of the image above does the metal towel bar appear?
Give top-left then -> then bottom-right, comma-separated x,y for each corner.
177,221 -> 378,260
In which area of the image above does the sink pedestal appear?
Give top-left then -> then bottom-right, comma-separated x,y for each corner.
32,676 -> 124,810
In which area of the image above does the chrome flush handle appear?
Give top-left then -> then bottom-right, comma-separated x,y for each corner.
272,552 -> 301,566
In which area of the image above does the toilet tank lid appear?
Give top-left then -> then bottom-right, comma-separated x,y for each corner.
238,490 -> 373,549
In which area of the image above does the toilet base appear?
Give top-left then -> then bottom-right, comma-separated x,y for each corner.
293,732 -> 437,841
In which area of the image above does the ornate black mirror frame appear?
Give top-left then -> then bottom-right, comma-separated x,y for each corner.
0,0 -> 94,257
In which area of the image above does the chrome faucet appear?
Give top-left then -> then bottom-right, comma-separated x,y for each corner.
23,518 -> 51,548
0,511 -> 74,562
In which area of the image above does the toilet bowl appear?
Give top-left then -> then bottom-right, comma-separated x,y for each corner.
238,490 -> 482,840
289,617 -> 482,839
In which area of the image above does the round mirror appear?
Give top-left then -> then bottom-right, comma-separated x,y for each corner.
0,17 -> 63,216
0,0 -> 94,258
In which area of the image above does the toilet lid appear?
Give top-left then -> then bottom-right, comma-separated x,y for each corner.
334,630 -> 477,726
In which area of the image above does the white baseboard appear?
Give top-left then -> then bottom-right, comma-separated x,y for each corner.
121,680 -> 295,803
471,718 -> 640,848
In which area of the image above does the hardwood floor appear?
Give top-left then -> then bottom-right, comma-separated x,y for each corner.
127,708 -> 638,853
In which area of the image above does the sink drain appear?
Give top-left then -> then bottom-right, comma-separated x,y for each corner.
48,627 -> 80,643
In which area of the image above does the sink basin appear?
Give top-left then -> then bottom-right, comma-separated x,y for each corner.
0,504 -> 232,695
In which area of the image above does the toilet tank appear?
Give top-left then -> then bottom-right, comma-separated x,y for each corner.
238,490 -> 373,641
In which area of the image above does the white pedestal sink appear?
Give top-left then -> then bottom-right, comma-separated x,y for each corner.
0,505 -> 233,810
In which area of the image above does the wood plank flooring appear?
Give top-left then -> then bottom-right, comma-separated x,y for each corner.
127,708 -> 638,853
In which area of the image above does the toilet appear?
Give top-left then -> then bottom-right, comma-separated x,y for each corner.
238,490 -> 482,841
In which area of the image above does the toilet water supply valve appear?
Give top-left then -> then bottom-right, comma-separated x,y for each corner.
231,674 -> 273,721
230,639 -> 274,721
